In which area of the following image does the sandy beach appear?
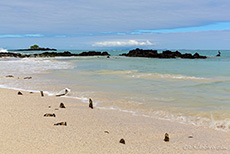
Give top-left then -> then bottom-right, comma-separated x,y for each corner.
0,87 -> 229,154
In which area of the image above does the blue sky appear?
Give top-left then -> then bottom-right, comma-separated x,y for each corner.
1,0 -> 230,50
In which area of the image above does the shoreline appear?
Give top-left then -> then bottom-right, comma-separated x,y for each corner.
0,82 -> 229,133
0,87 -> 230,153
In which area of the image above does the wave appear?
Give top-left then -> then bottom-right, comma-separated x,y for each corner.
107,107 -> 230,132
0,48 -> 8,53
92,102 -> 230,132
129,73 -> 208,81
93,70 -> 208,81
141,110 -> 228,132
97,70 -> 138,75
0,57 -> 74,76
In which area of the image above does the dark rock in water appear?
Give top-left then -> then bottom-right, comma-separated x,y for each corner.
59,103 -> 66,108
120,48 -> 207,59
78,51 -> 110,56
0,52 -> 29,58
164,133 -> 169,142
0,51 -> 110,58
18,91 -> 23,95
89,98 -> 93,109
119,138 -> 126,144
44,113 -> 56,117
54,122 -> 67,126
121,48 -> 158,58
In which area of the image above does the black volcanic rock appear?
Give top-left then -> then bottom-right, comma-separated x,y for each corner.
120,48 -> 207,59
121,48 -> 158,58
0,52 -> 29,58
78,51 -> 110,56
0,51 -> 110,58
10,48 -> 57,51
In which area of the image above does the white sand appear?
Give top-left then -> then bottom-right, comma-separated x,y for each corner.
0,88 -> 229,154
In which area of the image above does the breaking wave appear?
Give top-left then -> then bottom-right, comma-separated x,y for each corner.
0,57 -> 74,76
0,48 -> 8,53
149,111 -> 230,132
93,70 -> 208,81
128,73 -> 208,80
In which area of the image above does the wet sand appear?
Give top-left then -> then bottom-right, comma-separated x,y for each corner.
0,88 -> 229,154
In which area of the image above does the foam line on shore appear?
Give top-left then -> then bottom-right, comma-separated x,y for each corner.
0,83 -> 229,132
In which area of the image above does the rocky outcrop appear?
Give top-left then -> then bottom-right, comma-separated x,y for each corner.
0,51 -> 110,58
10,48 -> 57,51
120,48 -> 207,59
0,52 -> 29,58
78,51 -> 110,56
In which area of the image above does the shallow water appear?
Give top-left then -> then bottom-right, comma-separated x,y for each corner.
1,49 -> 230,131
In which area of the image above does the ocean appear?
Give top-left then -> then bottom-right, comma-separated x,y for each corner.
1,48 -> 230,131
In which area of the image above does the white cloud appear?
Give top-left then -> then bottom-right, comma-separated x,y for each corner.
92,40 -> 155,47
0,34 -> 44,38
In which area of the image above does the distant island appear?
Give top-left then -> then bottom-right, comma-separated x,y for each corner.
9,44 -> 57,51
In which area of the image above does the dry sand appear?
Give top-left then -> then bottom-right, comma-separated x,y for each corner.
0,88 -> 230,154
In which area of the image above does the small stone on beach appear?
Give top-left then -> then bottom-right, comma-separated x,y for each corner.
89,98 -> 93,109
188,135 -> 193,138
59,103 -> 66,108
54,122 -> 67,126
44,113 -> 56,117
40,91 -> 44,97
164,133 -> 169,142
119,138 -> 125,144
104,131 -> 109,134
18,91 -> 23,95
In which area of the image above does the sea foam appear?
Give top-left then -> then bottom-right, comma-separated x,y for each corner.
0,57 -> 73,76
0,48 -> 8,53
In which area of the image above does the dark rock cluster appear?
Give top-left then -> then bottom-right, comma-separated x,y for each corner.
10,48 -> 57,51
0,52 -> 28,58
120,48 -> 207,59
78,51 -> 110,56
0,51 -> 110,58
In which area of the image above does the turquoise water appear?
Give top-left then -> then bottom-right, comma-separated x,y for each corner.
1,49 -> 230,131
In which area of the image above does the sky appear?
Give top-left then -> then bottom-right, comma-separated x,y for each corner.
1,0 -> 230,50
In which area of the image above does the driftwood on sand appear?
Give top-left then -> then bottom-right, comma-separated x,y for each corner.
56,88 -> 70,97
54,122 -> 67,126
